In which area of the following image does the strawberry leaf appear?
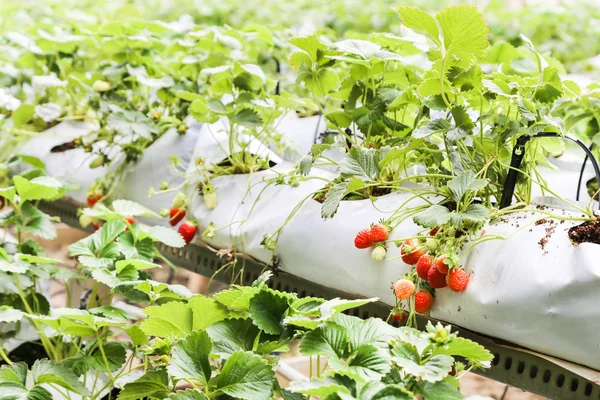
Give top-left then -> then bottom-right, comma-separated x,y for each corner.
217,351 -> 275,400
249,290 -> 291,335
168,330 -> 213,385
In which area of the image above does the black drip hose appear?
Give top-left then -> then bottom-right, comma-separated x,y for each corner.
500,133 -> 600,210
576,143 -> 596,201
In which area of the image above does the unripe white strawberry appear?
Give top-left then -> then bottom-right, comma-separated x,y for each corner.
371,245 -> 387,261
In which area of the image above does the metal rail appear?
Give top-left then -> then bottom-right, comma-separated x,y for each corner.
39,198 -> 600,400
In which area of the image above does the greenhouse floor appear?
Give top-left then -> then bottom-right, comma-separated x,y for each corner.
42,223 -> 546,400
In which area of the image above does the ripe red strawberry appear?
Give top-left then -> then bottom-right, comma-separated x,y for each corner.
86,189 -> 103,207
393,279 -> 415,300
416,254 -> 433,280
369,224 -> 389,242
392,311 -> 407,323
354,228 -> 373,249
427,266 -> 447,289
169,208 -> 186,226
447,268 -> 469,292
123,216 -> 135,225
178,221 -> 197,245
415,290 -> 434,314
436,255 -> 449,274
400,239 -> 425,265
92,223 -> 102,232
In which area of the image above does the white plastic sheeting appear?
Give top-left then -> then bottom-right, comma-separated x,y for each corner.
117,117 -> 202,225
16,120 -> 105,204
15,117 -> 600,371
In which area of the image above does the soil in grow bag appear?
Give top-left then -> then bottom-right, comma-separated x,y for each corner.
568,219 -> 600,245
3,340 -> 49,368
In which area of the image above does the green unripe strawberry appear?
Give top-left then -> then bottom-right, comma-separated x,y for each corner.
92,80 -> 111,92
172,193 -> 187,209
204,192 -> 217,209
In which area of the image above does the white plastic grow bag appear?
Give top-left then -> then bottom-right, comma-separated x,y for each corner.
190,169 -> 600,370
16,120 -> 106,204
116,117 -> 202,224
190,162 -> 336,264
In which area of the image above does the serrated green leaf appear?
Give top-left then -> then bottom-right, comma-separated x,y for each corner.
118,370 -> 170,400
115,259 -> 160,274
20,203 -> 56,240
188,296 -> 229,330
390,342 -> 421,363
112,200 -> 159,217
13,176 -> 62,202
321,182 -> 348,219
462,204 -> 490,222
288,378 -> 351,397
359,382 -> 413,400
168,330 -> 213,385
141,302 -> 192,338
419,381 -> 463,400
0,383 -> 53,400
207,318 -> 259,357
447,171 -> 488,203
0,363 -> 27,385
170,390 -> 210,400
146,226 -> 185,248
300,322 -> 348,363
13,104 -> 35,127
217,351 -> 275,400
347,344 -> 391,379
413,119 -> 451,139
32,359 -> 90,396
413,205 -> 451,228
348,318 -> 397,352
125,325 -> 148,347
436,5 -> 489,67
436,337 -> 493,366
395,7 -> 441,48
394,327 -> 431,354
249,290 -> 290,335
0,306 -> 24,323
289,35 -> 327,63
88,342 -> 127,373
118,234 -> 154,260
395,355 -> 454,383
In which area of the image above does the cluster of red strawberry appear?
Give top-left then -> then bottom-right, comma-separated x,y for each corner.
354,223 -> 390,261
168,193 -> 196,245
354,223 -> 470,322
389,231 -> 469,321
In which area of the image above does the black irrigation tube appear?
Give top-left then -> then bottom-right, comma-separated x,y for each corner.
577,143 -> 596,201
499,132 -> 600,209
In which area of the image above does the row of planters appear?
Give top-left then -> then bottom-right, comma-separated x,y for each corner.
0,166 -> 493,399
3,2 -> 600,378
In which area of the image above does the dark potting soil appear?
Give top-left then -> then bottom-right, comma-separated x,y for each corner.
3,340 -> 49,368
568,219 -> 600,245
